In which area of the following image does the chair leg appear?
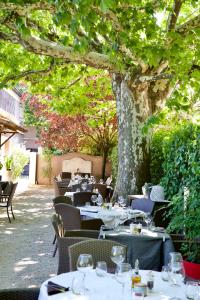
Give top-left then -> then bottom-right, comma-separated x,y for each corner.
52,234 -> 56,244
7,206 -> 11,223
53,243 -> 57,257
10,205 -> 15,220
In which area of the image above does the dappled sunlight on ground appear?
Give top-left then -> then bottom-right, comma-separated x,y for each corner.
0,186 -> 58,288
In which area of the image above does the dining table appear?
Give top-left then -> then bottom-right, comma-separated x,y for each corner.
99,226 -> 174,271
38,269 -> 188,300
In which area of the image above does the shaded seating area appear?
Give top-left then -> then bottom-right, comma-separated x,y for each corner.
0,182 -> 18,223
73,191 -> 97,206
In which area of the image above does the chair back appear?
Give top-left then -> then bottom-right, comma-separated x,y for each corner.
68,239 -> 127,271
7,182 -> 18,207
73,192 -> 97,206
57,236 -> 94,274
53,195 -> 72,206
153,205 -> 171,228
60,172 -> 72,179
92,183 -> 107,199
3,181 -> 13,195
51,213 -> 64,239
54,203 -> 81,231
54,179 -> 71,196
0,288 -> 40,300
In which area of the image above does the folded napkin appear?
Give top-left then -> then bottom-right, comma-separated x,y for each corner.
47,281 -> 69,296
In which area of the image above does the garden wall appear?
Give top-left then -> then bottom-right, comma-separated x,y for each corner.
36,152 -> 111,185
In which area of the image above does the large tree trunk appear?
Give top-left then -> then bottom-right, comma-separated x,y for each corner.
112,74 -> 151,199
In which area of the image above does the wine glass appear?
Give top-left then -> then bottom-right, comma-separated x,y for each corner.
111,246 -> 126,266
168,252 -> 185,286
115,263 -> 132,299
76,254 -> 94,293
145,213 -> 152,229
99,179 -> 104,184
91,194 -> 97,205
96,194 -> 103,207
81,183 -> 87,191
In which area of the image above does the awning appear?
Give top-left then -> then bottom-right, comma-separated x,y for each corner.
0,114 -> 27,148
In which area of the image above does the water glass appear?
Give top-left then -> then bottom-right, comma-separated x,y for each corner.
111,246 -> 126,266
185,281 -> 199,299
161,265 -> 170,281
96,261 -> 107,277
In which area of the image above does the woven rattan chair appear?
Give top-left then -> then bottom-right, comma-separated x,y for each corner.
51,213 -> 64,257
73,192 -> 97,206
53,195 -> 72,206
0,288 -> 40,300
57,229 -> 99,274
91,184 -> 107,199
54,203 -> 81,231
0,182 -> 18,223
68,239 -> 127,272
54,203 -> 103,232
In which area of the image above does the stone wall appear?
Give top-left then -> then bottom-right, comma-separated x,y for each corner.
36,152 -> 111,185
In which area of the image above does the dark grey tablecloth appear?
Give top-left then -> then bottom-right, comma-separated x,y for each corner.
100,228 -> 174,271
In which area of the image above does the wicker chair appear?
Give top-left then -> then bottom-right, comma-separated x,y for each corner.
54,203 -> 103,232
0,288 -> 40,300
0,182 -> 18,223
54,203 -> 81,230
152,205 -> 171,228
57,229 -> 99,274
68,239 -> 127,272
73,192 -> 97,206
51,213 -> 64,257
91,184 -> 107,199
53,195 -> 72,206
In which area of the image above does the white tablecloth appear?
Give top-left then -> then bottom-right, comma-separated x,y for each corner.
38,270 -> 187,300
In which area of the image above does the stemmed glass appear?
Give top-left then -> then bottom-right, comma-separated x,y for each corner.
115,263 -> 132,299
91,194 -> 97,205
76,254 -> 94,293
145,213 -> 152,229
96,194 -> 103,207
118,196 -> 126,208
111,246 -> 126,267
168,252 -> 185,286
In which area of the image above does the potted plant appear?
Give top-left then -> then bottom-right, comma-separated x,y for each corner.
3,148 -> 29,182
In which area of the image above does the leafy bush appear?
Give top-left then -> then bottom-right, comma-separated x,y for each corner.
158,123 -> 200,262
5,148 -> 29,180
150,130 -> 166,184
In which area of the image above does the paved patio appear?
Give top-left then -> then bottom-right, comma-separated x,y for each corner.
0,185 -> 58,289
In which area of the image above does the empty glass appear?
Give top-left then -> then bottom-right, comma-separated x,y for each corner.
118,196 -> 126,208
96,194 -> 103,207
144,213 -> 152,229
76,254 -> 94,293
168,252 -> 185,286
161,265 -> 170,281
96,261 -> 107,277
91,194 -> 97,205
185,281 -> 199,299
111,246 -> 126,266
115,263 -> 132,298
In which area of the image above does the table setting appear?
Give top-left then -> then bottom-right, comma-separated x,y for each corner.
38,249 -> 199,300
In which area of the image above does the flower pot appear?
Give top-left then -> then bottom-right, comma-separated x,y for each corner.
2,170 -> 12,181
183,260 -> 200,280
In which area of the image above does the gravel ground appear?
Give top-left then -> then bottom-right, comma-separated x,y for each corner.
0,186 -> 58,289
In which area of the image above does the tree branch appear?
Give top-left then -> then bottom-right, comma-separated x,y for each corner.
0,2 -> 54,16
0,33 -> 118,72
167,0 -> 183,31
0,62 -> 55,86
176,13 -> 200,34
134,73 -> 172,85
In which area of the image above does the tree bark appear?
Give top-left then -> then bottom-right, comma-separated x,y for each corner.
112,74 -> 151,199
